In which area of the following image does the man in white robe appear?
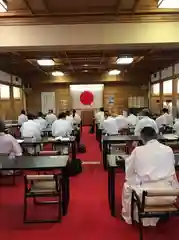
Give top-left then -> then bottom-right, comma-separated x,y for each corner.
34,112 -> 47,131
45,109 -> 57,126
52,112 -> 73,154
95,107 -> 105,124
115,115 -> 129,132
71,109 -> 81,125
0,120 -> 22,175
173,118 -> 179,136
127,111 -> 137,126
156,108 -> 173,129
18,110 -> 28,126
134,109 -> 158,136
122,127 -> 178,226
21,114 -> 41,155
102,113 -> 119,135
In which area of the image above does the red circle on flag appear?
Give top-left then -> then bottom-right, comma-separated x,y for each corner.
80,91 -> 94,105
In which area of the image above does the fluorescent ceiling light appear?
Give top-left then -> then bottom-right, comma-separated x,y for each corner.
158,0 -> 179,8
108,69 -> 121,76
116,57 -> 133,65
52,71 -> 64,77
83,64 -> 88,67
0,0 -> 7,12
37,59 -> 54,66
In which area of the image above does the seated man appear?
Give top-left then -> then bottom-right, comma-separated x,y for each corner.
34,112 -> 47,131
156,108 -> 173,129
122,127 -> 178,226
127,110 -> 137,126
52,112 -> 72,154
173,118 -> 179,136
45,109 -> 57,126
115,114 -> 129,132
21,114 -> 41,155
101,112 -> 119,135
134,109 -> 158,136
0,120 -> 22,175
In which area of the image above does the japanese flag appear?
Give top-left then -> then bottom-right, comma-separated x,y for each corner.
70,84 -> 104,109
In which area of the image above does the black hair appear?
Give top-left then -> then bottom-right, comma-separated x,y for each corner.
27,113 -> 35,120
48,109 -> 53,113
58,112 -> 66,119
38,112 -> 43,117
162,108 -> 169,114
142,109 -> 150,117
21,109 -> 26,115
72,109 -> 76,118
100,107 -> 104,112
140,127 -> 157,142
66,110 -> 70,116
104,111 -> 109,118
0,120 -> 5,133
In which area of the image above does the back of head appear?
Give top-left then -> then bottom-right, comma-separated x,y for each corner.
66,110 -> 70,116
129,109 -> 135,116
162,108 -> 169,114
38,112 -> 43,118
140,127 -> 157,144
27,113 -> 34,120
48,109 -> 53,114
100,107 -> 104,112
21,109 -> 26,115
0,120 -> 5,133
141,109 -> 150,117
104,111 -> 109,119
72,109 -> 76,118
58,112 -> 66,119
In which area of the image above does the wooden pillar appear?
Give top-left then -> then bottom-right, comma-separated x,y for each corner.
159,70 -> 163,113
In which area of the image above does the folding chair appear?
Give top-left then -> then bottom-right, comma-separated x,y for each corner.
131,188 -> 179,240
24,174 -> 62,223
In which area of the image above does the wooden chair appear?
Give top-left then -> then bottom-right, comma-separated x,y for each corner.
24,174 -> 62,223
131,188 -> 179,240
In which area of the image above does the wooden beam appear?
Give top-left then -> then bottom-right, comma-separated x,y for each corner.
132,0 -> 140,14
115,0 -> 123,15
23,0 -> 34,14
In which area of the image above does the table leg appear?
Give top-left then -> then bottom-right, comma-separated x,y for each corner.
61,170 -> 70,216
108,167 -> 115,217
72,142 -> 76,159
103,142 -> 108,170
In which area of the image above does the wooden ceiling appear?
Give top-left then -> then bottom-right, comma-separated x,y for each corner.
1,0 -> 179,25
0,47 -> 179,80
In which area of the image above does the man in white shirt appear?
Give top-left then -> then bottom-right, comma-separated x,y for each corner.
71,109 -> 81,125
156,108 -> 173,129
34,112 -> 47,131
18,110 -> 28,126
21,114 -> 41,155
134,109 -> 158,136
46,109 -> 57,126
52,112 -> 72,154
127,110 -> 137,126
102,112 -> 119,135
95,107 -> 104,124
173,118 -> 179,136
66,110 -> 73,127
0,120 -> 22,175
115,114 -> 129,132
122,127 -> 178,226
52,112 -> 73,137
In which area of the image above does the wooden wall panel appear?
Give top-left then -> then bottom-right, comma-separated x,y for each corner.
104,84 -> 148,114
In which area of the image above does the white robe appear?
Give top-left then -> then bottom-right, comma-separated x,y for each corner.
71,114 -> 81,125
173,120 -> 179,136
134,116 -> 158,136
95,111 -> 104,124
122,140 -> 178,226
21,120 -> 41,154
115,115 -> 129,131
127,114 -> 137,126
0,133 -> 22,157
34,117 -> 47,131
156,113 -> 173,129
102,117 -> 119,135
18,114 -> 28,126
45,113 -> 57,125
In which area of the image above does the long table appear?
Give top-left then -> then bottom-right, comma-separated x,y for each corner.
0,155 -> 70,216
102,134 -> 179,170
107,153 -> 179,217
19,136 -> 77,159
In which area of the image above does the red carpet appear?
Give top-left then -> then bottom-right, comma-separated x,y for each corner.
1,127 -> 179,240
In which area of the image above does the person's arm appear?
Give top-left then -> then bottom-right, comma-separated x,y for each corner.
10,135 -> 22,156
125,149 -> 136,182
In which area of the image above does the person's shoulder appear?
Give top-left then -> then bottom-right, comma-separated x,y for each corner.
158,142 -> 173,152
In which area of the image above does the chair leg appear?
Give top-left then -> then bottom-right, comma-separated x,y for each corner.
58,189 -> 62,222
138,214 -> 143,240
23,195 -> 27,222
131,192 -> 135,225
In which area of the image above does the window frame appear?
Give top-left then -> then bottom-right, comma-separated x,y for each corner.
13,86 -> 21,99
151,83 -> 160,96
163,79 -> 173,95
0,84 -> 10,100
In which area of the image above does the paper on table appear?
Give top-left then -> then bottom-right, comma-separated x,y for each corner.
17,139 -> 24,143
163,134 -> 178,140
55,136 -> 70,141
